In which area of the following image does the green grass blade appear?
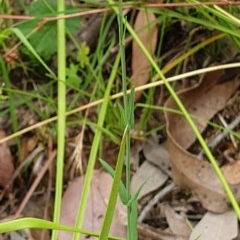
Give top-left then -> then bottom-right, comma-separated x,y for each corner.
10,27 -> 55,76
127,179 -> 148,207
129,198 -> 138,240
72,52 -> 121,240
0,217 -> 124,240
99,159 -> 128,205
99,126 -> 128,240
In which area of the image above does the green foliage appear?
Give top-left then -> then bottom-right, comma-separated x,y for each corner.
66,63 -> 80,88
99,159 -> 128,205
66,42 -> 90,87
77,42 -> 90,68
99,126 -> 127,240
0,217 -> 124,240
0,83 -> 8,102
0,28 -> 11,47
18,0 -> 80,60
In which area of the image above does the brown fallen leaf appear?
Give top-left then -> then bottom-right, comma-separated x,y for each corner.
164,70 -> 240,212
164,204 -> 191,237
189,210 -> 238,240
143,137 -> 172,175
59,170 -> 126,240
131,10 -> 158,100
138,223 -> 188,240
131,161 -> 168,199
221,160 -> 240,184
0,130 -> 14,190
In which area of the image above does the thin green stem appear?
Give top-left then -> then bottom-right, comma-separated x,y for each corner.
117,4 -> 133,239
72,53 -> 121,240
0,217 -> 124,240
99,126 -> 128,240
51,0 -> 66,239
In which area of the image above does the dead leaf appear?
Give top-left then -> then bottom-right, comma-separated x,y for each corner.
189,210 -> 238,240
138,223 -> 188,240
19,134 -> 38,162
131,161 -> 168,199
0,130 -> 14,190
221,160 -> 240,184
130,141 -> 144,171
143,136 -> 172,175
165,71 -> 240,212
131,10 -> 158,100
59,170 -> 126,240
164,204 -> 191,237
166,70 -> 240,149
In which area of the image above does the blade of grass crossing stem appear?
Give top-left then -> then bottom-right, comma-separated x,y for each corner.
99,126 -> 128,240
127,179 -> 148,207
108,2 -> 240,219
99,159 -> 128,205
52,0 -> 66,239
0,218 -> 125,240
10,28 -> 55,77
72,52 -> 121,240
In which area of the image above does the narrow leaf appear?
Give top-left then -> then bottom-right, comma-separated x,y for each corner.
99,159 -> 128,205
99,126 -> 128,239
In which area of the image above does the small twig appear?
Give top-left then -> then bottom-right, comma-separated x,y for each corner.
138,182 -> 176,223
218,114 -> 238,148
2,63 -> 240,144
198,114 -> 240,158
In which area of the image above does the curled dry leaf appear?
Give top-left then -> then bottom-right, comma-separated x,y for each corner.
131,10 -> 158,100
0,130 -> 14,190
164,70 -> 240,212
59,170 -> 126,240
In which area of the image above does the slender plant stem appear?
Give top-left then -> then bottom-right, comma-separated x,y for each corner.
51,0 -> 66,239
99,126 -> 128,240
72,53 -> 121,240
0,217 -> 124,240
117,3 -> 134,239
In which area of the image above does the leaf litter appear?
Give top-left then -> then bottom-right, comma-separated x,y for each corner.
134,68 -> 240,239
131,9 -> 158,100
165,70 -> 240,212
0,130 -> 14,191
189,210 -> 238,240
